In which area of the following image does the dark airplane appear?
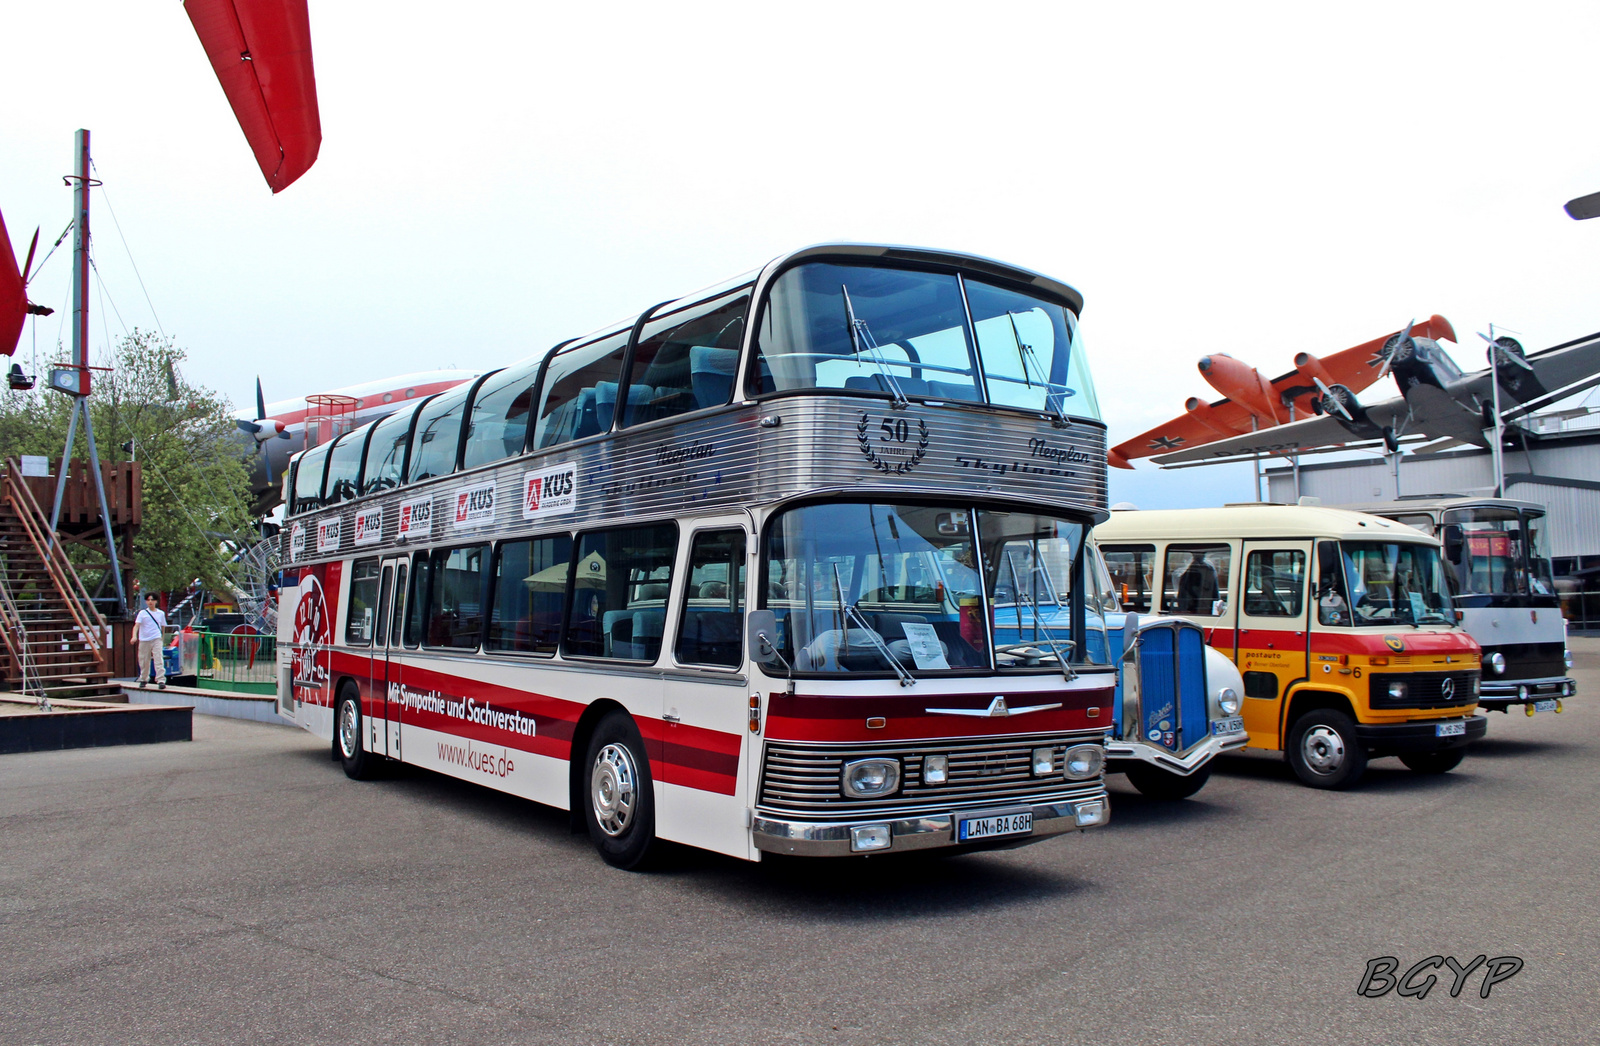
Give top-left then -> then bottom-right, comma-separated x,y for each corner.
1150,324 -> 1600,465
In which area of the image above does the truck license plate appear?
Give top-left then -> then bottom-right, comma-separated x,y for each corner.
1213,716 -> 1244,736
1533,699 -> 1557,713
1435,721 -> 1466,737
957,810 -> 1033,842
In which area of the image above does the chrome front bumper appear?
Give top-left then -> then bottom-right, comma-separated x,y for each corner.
1106,728 -> 1248,776
751,790 -> 1111,858
1479,675 -> 1575,703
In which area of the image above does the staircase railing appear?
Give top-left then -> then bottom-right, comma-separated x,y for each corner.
0,564 -> 47,708
2,458 -> 109,670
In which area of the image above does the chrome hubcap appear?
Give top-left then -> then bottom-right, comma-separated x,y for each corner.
339,700 -> 359,759
591,743 -> 638,837
1301,725 -> 1345,774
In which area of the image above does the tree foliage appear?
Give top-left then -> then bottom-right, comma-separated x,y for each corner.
0,330 -> 253,596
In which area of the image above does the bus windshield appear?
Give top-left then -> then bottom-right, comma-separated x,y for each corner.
763,502 -> 1108,676
753,262 -> 1099,421
1443,506 -> 1554,597
1330,541 -> 1455,626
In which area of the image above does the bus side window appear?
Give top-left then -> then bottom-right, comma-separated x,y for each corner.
1162,543 -> 1231,616
624,288 -> 751,428
1316,540 -> 1350,626
362,401 -> 425,496
1244,549 -> 1306,617
323,427 -> 371,505
292,442 -> 331,514
534,331 -> 629,449
345,557 -> 381,645
676,529 -> 746,667
564,522 -> 678,661
408,387 -> 472,483
1101,544 -> 1155,613
423,545 -> 490,650
404,552 -> 434,648
462,358 -> 542,470
487,533 -> 573,655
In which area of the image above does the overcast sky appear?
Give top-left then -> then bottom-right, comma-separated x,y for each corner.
5,2 -> 1600,508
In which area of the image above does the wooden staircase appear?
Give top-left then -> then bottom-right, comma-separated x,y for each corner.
0,460 -> 120,700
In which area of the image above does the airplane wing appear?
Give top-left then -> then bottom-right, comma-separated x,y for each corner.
1266,315 -> 1457,413
1109,400 -> 1258,468
1448,329 -> 1600,418
185,0 -> 321,193
1151,396 -> 1414,466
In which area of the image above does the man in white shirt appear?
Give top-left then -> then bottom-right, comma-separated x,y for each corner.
134,593 -> 168,689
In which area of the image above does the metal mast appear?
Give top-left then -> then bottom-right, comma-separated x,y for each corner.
47,129 -> 126,614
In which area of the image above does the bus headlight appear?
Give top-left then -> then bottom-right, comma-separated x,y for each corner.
1031,748 -> 1055,776
1063,744 -> 1104,780
1218,687 -> 1240,715
1564,650 -> 1574,669
1488,652 -> 1507,675
841,758 -> 900,798
1387,680 -> 1409,701
923,754 -> 949,786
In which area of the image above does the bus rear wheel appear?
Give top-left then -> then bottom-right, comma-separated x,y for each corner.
1399,748 -> 1465,774
1287,710 -> 1367,789
583,711 -> 658,870
336,684 -> 379,780
1125,763 -> 1212,800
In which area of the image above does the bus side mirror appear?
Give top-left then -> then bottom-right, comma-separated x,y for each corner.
1442,525 -> 1464,563
747,610 -> 781,665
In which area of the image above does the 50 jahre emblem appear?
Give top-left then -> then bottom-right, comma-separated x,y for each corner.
856,411 -> 930,475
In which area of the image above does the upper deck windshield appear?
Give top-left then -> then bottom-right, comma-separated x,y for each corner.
752,262 -> 1100,421
763,501 -> 1109,677
1320,540 -> 1455,627
1442,506 -> 1555,597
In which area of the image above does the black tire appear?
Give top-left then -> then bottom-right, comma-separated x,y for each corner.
1286,710 -> 1367,789
1125,763 -> 1212,800
582,711 -> 658,870
335,684 -> 379,780
1399,748 -> 1465,774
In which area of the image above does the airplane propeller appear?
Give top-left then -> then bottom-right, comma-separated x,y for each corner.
1478,324 -> 1534,372
1312,377 -> 1355,422
234,377 -> 289,484
1372,319 -> 1415,384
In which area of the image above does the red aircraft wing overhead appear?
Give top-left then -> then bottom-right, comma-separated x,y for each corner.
1,207 -> 28,357
1107,316 -> 1456,469
185,0 -> 321,193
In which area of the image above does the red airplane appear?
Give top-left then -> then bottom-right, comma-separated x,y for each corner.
1108,316 -> 1457,469
0,207 -> 55,384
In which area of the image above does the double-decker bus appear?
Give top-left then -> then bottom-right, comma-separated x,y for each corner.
1337,496 -> 1574,714
277,244 -> 1115,867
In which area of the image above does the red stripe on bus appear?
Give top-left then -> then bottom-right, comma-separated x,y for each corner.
765,687 -> 1114,743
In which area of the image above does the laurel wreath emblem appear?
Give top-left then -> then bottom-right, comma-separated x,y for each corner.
856,412 -> 931,475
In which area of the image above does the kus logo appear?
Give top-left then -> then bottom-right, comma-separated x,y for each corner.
454,482 -> 496,527
316,517 -> 341,554
397,497 -> 432,538
353,507 -> 383,546
523,462 -> 578,521
289,521 -> 306,561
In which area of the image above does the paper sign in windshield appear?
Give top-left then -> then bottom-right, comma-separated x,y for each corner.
1408,592 -> 1428,622
900,621 -> 950,670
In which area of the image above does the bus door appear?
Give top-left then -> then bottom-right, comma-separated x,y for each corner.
659,520 -> 752,858
1235,541 -> 1312,749
371,556 -> 409,760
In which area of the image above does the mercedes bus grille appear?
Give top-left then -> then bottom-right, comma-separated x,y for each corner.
1368,671 -> 1480,709
759,735 -> 1104,818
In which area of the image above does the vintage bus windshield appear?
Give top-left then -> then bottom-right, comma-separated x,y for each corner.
752,262 -> 1100,421
763,501 -> 1108,675
1443,506 -> 1555,597
1319,541 -> 1454,626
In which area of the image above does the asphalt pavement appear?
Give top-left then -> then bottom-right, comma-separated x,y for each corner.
2,642 -> 1597,1046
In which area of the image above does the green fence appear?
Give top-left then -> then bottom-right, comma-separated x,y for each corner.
195,630 -> 277,695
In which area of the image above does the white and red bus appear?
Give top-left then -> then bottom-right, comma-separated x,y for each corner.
278,244 -> 1115,867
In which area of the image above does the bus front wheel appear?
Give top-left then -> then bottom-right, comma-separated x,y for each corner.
1287,710 -> 1367,789
336,684 -> 379,780
583,711 -> 658,870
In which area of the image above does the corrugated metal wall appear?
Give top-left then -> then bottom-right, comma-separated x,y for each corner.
1265,442 -> 1600,559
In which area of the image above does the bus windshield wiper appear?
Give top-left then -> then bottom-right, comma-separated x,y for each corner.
842,284 -> 909,410
833,562 -> 914,685
1002,550 -> 1076,680
1006,311 -> 1072,426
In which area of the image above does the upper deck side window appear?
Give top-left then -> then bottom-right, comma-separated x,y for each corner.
462,359 -> 541,471
751,263 -> 982,404
622,287 -> 752,428
322,425 -> 373,505
291,442 -> 333,514
533,330 -> 629,450
407,386 -> 472,484
361,400 -> 427,497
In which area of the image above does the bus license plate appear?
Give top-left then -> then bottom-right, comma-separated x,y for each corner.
1533,699 -> 1558,713
1435,721 -> 1466,737
1213,716 -> 1244,736
957,810 -> 1033,842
